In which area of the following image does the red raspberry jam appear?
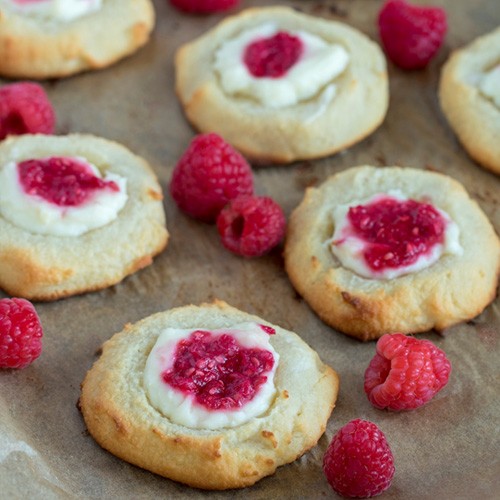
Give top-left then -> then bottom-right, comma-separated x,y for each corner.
259,324 -> 275,335
347,196 -> 446,271
243,31 -> 303,78
18,157 -> 119,207
163,330 -> 275,411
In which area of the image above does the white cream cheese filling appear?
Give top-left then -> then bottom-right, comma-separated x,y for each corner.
328,191 -> 463,280
143,322 -> 279,430
478,64 -> 500,108
214,23 -> 349,109
0,157 -> 127,236
6,0 -> 101,21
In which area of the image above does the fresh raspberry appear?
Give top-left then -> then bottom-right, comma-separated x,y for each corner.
0,82 -> 56,140
216,195 -> 286,257
364,333 -> 451,411
323,419 -> 395,498
378,0 -> 447,70
0,298 -> 43,369
244,32 -> 304,78
170,133 -> 254,223
169,0 -> 238,14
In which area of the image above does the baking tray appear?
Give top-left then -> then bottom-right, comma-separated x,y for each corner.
1,0 -> 499,498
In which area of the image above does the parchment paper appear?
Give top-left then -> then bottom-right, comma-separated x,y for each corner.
1,0 -> 499,498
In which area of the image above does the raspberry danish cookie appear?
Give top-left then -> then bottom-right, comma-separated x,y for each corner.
284,166 -> 500,340
0,0 -> 154,79
80,301 -> 339,490
175,6 -> 388,163
0,134 -> 168,300
439,27 -> 500,175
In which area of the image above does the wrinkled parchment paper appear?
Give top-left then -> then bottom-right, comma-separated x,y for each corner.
1,0 -> 499,498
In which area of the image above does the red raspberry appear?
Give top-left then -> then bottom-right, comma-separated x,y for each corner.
378,0 -> 447,70
364,333 -> 451,411
323,419 -> 395,498
0,82 -> 56,140
169,0 -> 238,14
216,195 -> 286,257
0,298 -> 43,369
170,133 -> 254,223
244,32 -> 303,78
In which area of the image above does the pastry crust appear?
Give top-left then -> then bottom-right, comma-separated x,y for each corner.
175,6 -> 388,164
79,300 -> 339,490
439,27 -> 500,175
0,134 -> 168,300
0,0 -> 154,79
284,166 -> 500,341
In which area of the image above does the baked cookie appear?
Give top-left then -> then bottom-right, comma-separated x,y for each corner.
80,300 -> 339,490
175,6 -> 388,163
439,27 -> 500,175
0,133 -> 168,300
0,0 -> 154,79
284,166 -> 500,341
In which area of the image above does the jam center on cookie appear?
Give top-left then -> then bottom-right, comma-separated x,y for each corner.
143,322 -> 279,429
18,156 -> 119,206
214,24 -> 349,109
243,31 -> 303,78
329,192 -> 462,280
0,155 -> 127,236
163,328 -> 275,410
347,196 -> 445,271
